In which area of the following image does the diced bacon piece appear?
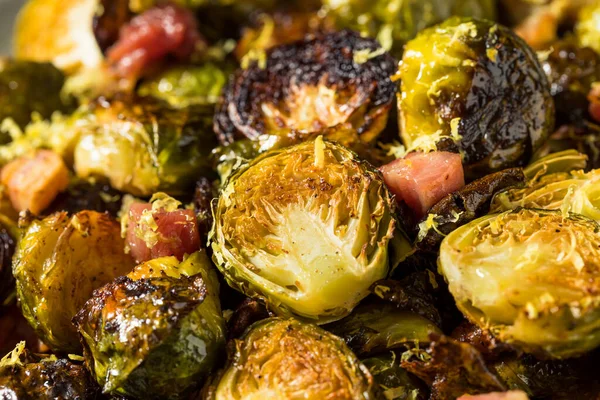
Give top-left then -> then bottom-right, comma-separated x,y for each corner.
380,151 -> 465,219
458,391 -> 529,400
1,150 -> 69,215
107,4 -> 204,78
126,202 -> 200,263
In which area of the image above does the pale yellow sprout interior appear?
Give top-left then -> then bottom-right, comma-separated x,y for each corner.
214,140 -> 394,321
439,209 -> 600,356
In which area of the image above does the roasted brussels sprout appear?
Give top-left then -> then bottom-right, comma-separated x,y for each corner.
0,59 -> 74,131
439,208 -> 600,358
540,39 -> 600,127
211,318 -> 379,399
73,97 -> 217,196
13,211 -> 135,352
210,138 -> 411,323
46,179 -> 123,217
416,168 -> 525,251
401,334 -> 506,399
327,303 -> 441,357
138,63 -> 229,109
490,161 -> 600,219
14,0 -> 103,72
322,0 -> 497,59
362,352 -> 428,400
0,342 -> 101,400
214,30 -> 398,145
74,251 -> 226,399
576,3 -> 600,55
399,17 -> 554,179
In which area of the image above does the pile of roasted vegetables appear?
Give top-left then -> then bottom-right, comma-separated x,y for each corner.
2,0 -> 600,399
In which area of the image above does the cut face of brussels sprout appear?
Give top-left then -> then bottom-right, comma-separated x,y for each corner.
13,211 -> 136,352
399,17 -> 554,179
214,30 -> 398,145
0,59 -> 74,131
74,251 -> 226,399
438,208 -> 600,358
490,165 -> 600,220
0,342 -> 101,400
327,303 -> 441,357
322,0 -> 497,59
73,97 -> 217,196
211,139 -> 409,323
213,318 -> 378,399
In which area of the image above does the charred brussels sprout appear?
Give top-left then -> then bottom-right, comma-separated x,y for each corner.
0,59 -> 74,131
73,97 -> 217,196
210,138 -> 410,323
322,0 -> 497,59
327,303 -> 441,357
74,251 -> 226,399
13,211 -> 135,352
214,30 -> 397,145
0,342 -> 101,399
438,208 -> 600,358
212,318 -> 379,399
45,179 -> 123,217
399,18 -> 554,179
138,63 -> 230,109
540,39 -> 600,127
0,221 -> 16,305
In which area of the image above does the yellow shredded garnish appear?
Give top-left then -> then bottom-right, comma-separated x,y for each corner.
353,47 -> 386,64
0,341 -> 26,368
314,136 -> 326,168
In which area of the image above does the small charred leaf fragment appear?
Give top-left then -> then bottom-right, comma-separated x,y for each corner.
402,334 -> 506,400
215,29 -> 397,145
46,180 -> 123,217
0,225 -> 15,304
416,168 -> 525,251
326,302 -> 441,357
541,39 -> 600,127
0,345 -> 101,399
226,297 -> 270,339
93,0 -> 133,53
194,177 -> 217,241
371,272 -> 442,327
493,352 -> 600,399
362,352 -> 429,400
451,321 -> 515,361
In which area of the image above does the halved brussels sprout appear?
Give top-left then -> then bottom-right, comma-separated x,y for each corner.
399,17 -> 554,179
73,96 -> 217,196
327,303 -> 441,357
211,318 -> 379,399
214,30 -> 398,145
490,159 -> 600,219
0,59 -> 74,131
0,342 -> 101,399
362,352 -> 428,400
322,0 -> 497,59
210,138 -> 411,323
438,208 -> 600,358
14,0 -> 103,73
74,251 -> 226,399
138,63 -> 230,109
13,211 -> 135,352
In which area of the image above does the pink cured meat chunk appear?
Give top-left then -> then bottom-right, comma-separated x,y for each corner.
380,151 -> 465,218
126,202 -> 201,263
